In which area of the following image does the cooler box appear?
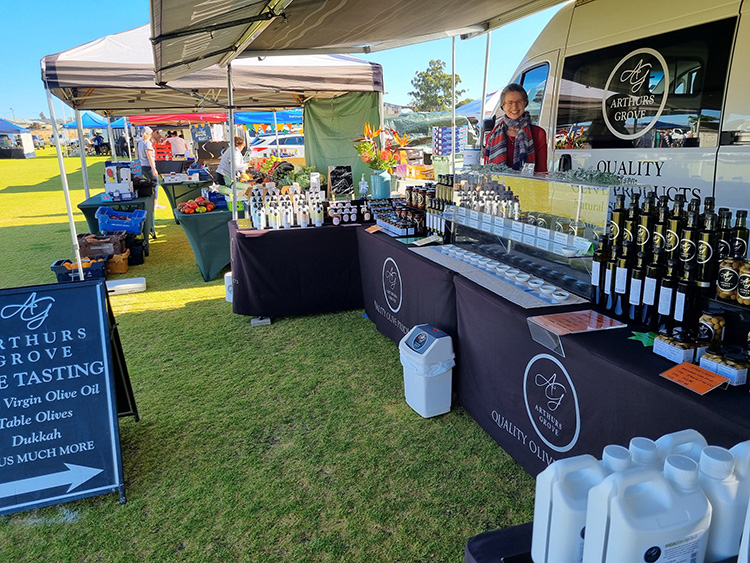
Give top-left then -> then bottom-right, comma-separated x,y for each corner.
398,324 -> 455,418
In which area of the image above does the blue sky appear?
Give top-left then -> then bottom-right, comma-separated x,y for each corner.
3,1 -> 560,121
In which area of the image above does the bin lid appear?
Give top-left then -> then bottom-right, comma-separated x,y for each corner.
402,324 -> 451,355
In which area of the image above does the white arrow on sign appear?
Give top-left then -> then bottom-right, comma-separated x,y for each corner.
0,463 -> 103,499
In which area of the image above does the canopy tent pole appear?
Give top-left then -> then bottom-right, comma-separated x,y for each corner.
74,108 -> 91,199
479,32 -> 491,164
46,87 -> 84,281
451,36 -> 456,177
273,111 -> 279,157
124,117 -> 133,159
227,64 -> 238,221
107,118 -> 118,163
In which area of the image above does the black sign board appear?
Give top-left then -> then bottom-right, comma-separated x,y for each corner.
0,281 -> 125,515
328,165 -> 353,198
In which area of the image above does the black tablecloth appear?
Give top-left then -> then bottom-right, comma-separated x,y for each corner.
357,228 -> 457,344
454,275 -> 750,476
229,221 -> 363,317
175,209 -> 232,282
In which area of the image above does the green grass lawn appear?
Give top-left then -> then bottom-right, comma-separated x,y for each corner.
0,147 -> 534,562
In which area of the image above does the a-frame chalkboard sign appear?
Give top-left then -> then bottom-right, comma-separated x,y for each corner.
0,280 -> 136,515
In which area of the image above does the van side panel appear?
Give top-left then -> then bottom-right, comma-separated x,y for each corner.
565,0 -> 741,56
715,2 -> 750,212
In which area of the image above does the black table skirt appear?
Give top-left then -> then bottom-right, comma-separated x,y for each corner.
357,228 -> 457,344
229,221 -> 363,317
453,275 -> 750,476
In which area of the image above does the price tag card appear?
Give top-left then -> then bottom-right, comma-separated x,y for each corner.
574,236 -> 593,253
494,215 -> 507,227
524,223 -> 537,235
554,231 -> 570,245
523,234 -> 536,246
469,219 -> 479,230
493,224 -> 505,236
660,362 -> 730,395
512,221 -> 524,233
469,210 -> 480,221
365,225 -> 382,233
511,231 -> 523,242
536,239 -> 551,251
536,227 -> 551,240
456,207 -> 467,218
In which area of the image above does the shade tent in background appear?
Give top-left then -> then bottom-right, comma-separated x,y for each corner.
150,0 -> 567,83
42,25 -> 383,116
234,108 -> 303,126
61,111 -> 109,129
0,118 -> 35,159
127,113 -> 229,126
456,91 -> 502,121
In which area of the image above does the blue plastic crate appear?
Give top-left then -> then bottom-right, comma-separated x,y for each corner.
51,258 -> 107,283
96,207 -> 147,234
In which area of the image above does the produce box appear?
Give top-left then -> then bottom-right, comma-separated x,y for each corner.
77,232 -> 128,258
106,249 -> 130,275
96,207 -> 147,234
51,258 -> 107,283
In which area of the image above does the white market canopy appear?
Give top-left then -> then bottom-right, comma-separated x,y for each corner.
150,0 -> 567,83
41,25 -> 383,116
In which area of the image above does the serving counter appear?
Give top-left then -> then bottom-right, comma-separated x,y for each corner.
229,221 -> 363,318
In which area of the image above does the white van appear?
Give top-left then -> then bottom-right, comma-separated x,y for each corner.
499,0 -> 750,211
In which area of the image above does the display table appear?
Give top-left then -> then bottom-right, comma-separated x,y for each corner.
161,181 -> 212,224
229,221 -> 363,318
356,228 -> 457,344
453,275 -> 750,476
77,192 -> 156,255
174,208 -> 232,282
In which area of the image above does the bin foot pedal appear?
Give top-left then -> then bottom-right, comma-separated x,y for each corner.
252,316 -> 271,327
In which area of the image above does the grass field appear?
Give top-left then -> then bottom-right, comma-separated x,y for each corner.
0,148 -> 534,562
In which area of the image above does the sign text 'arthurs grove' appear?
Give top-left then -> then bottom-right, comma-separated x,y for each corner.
0,282 -> 124,516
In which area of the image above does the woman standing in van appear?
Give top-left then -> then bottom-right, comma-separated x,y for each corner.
484,83 -> 548,173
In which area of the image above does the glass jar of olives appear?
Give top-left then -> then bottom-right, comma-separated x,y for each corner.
698,308 -> 726,347
717,257 -> 741,301
738,260 -> 750,306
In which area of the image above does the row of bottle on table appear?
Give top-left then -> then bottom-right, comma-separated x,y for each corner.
592,192 -> 750,343
391,174 -> 455,240
532,429 -> 750,563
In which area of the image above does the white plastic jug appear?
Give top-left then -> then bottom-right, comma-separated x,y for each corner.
601,444 -> 631,473
738,499 -> 750,563
730,440 -> 750,502
656,428 -> 708,467
582,455 -> 711,563
698,446 -> 744,563
629,436 -> 660,468
531,454 -> 608,563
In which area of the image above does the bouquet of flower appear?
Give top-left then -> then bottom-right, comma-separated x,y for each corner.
353,123 -> 410,172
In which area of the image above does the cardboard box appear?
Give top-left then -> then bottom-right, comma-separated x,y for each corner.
106,249 -> 130,275
78,232 -> 128,258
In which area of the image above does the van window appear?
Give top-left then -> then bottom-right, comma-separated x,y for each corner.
555,18 -> 735,150
515,64 -> 549,123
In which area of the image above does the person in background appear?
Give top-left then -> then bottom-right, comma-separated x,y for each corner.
167,130 -> 189,158
93,132 -> 104,155
137,127 -> 165,209
215,136 -> 248,185
484,83 -> 548,173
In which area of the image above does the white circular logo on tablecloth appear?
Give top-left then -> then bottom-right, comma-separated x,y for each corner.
523,354 -> 581,453
382,257 -> 403,313
603,48 -> 670,140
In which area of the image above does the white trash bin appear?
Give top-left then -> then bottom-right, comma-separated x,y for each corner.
225,271 -> 233,303
399,324 -> 455,418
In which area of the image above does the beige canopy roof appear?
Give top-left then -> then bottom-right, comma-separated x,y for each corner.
150,0 -> 567,83
42,25 -> 383,116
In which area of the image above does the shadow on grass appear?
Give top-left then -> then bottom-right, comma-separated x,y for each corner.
1,153 -> 109,194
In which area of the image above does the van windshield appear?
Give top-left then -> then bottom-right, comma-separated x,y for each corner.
555,18 -> 735,150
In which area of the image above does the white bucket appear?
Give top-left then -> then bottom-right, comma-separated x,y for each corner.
699,446 -> 744,562
582,455 -> 711,563
531,454 -> 608,563
656,428 -> 708,467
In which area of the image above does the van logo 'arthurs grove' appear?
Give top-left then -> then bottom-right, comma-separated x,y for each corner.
524,354 -> 581,453
603,48 -> 669,140
381,257 -> 403,313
